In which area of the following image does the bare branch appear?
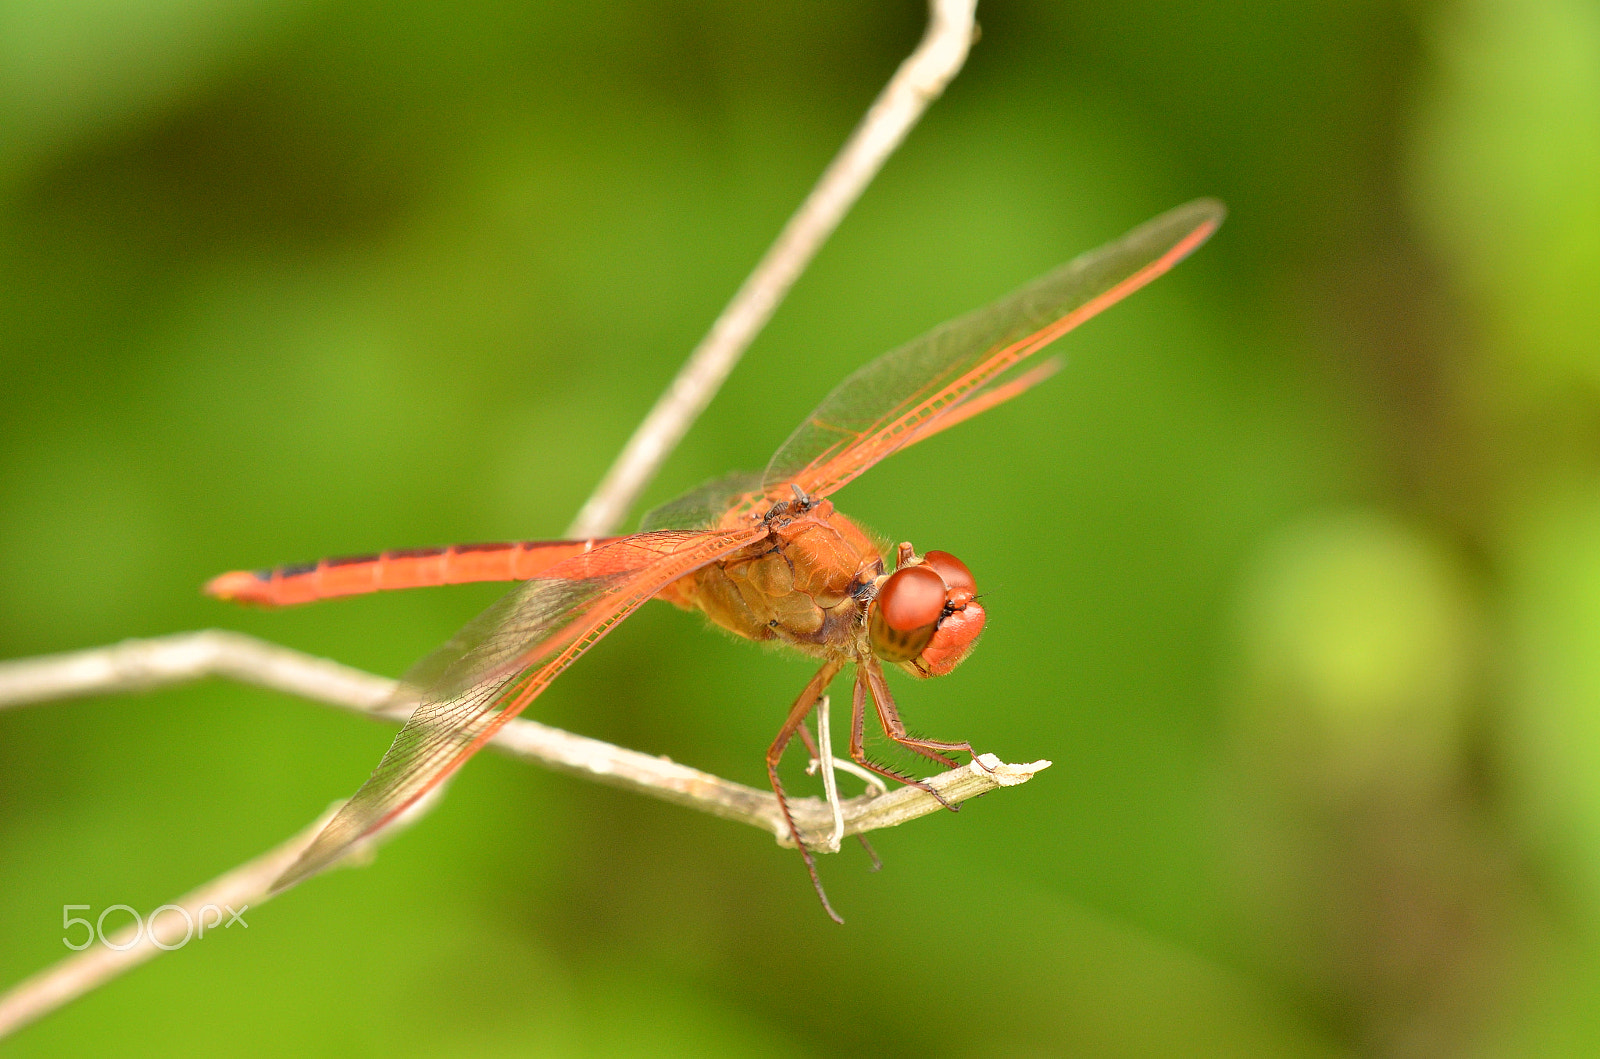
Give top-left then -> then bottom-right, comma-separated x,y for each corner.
0,630 -> 393,714
0,631 -> 1046,843
566,0 -> 979,538
0,632 -> 1047,1037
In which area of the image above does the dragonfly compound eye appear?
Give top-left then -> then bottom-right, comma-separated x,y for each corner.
917,599 -> 986,677
920,550 -> 976,605
869,564 -> 946,663
868,553 -> 987,675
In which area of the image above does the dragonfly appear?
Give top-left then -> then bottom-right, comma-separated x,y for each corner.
207,198 -> 1224,921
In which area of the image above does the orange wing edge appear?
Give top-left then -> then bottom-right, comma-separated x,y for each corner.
790,206 -> 1223,500
267,526 -> 765,893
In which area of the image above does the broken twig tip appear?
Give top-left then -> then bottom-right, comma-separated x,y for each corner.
973,755 -> 1052,787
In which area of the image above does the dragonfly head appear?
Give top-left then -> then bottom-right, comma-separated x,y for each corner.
867,549 -> 986,678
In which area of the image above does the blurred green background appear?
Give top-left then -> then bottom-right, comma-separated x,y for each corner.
2,0 -> 1598,1054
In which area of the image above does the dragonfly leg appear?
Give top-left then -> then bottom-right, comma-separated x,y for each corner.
847,669 -> 951,809
856,833 -> 883,872
862,658 -> 970,767
860,658 -> 979,811
796,715 -> 822,761
767,659 -> 845,924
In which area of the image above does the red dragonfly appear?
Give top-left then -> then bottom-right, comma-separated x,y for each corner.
208,199 -> 1224,920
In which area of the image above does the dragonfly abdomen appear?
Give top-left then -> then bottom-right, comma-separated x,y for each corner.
205,538 -> 614,607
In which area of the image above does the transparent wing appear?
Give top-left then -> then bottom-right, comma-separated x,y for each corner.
272,525 -> 765,891
763,198 -> 1225,500
640,470 -> 765,531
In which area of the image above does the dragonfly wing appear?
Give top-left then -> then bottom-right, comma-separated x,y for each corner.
271,525 -> 765,891
763,198 -> 1225,500
640,469 -> 766,531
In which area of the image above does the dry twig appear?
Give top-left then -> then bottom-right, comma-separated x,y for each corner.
0,631 -> 1044,846
0,633 -> 1047,1040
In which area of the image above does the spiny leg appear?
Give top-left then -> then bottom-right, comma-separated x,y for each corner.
860,659 -> 966,767
767,659 -> 844,923
847,669 -> 954,810
837,678 -> 884,871
861,658 -> 989,810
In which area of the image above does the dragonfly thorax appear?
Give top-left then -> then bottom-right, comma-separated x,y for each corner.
658,499 -> 885,658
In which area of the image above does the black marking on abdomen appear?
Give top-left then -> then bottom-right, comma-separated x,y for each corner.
452,542 -> 516,554
381,547 -> 448,560
324,553 -> 380,568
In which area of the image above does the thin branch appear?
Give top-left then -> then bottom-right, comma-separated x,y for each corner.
0,631 -> 1047,843
566,0 -> 978,538
814,695 -> 847,852
0,632 -> 1047,1038
0,760 -> 1043,1044
0,630 -> 393,714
